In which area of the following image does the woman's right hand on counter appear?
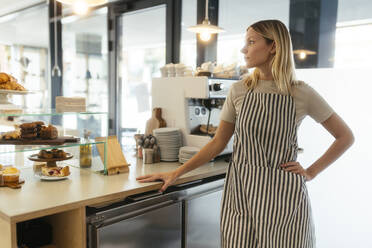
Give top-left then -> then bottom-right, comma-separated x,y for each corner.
136,171 -> 179,192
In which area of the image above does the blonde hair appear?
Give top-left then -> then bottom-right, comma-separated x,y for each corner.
243,20 -> 297,95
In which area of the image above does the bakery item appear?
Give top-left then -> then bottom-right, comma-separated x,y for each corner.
41,166 -> 70,177
20,128 -> 38,134
57,150 -> 67,159
51,149 -> 66,158
1,130 -> 20,140
38,150 -> 46,158
21,132 -> 38,139
20,122 -> 37,130
44,151 -> 53,159
20,122 -> 38,139
40,125 -> 58,139
37,150 -> 53,159
0,73 -> 26,91
0,72 -> 10,83
3,167 -> 20,183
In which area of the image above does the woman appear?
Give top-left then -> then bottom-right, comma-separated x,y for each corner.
137,20 -> 354,247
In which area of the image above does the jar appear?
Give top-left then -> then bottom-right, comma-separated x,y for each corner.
143,148 -> 154,164
80,129 -> 92,168
80,144 -> 92,168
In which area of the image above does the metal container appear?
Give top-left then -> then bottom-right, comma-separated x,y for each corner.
143,148 -> 154,164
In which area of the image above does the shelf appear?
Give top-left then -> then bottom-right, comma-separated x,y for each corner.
0,139 -> 106,155
0,108 -> 107,117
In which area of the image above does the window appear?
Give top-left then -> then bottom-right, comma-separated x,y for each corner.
0,4 -> 50,110
62,8 -> 108,113
217,0 -> 289,66
180,0 -> 197,68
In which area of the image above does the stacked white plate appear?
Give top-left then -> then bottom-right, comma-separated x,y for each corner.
153,128 -> 183,161
178,146 -> 200,164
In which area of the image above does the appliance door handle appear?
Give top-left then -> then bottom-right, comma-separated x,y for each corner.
128,191 -> 163,202
100,199 -> 176,227
173,179 -> 203,188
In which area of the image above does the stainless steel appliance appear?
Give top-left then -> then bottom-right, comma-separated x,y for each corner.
152,77 -> 237,155
86,176 -> 225,248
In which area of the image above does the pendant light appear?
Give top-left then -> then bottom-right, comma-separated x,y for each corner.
52,0 -> 61,77
293,49 -> 316,60
187,0 -> 225,42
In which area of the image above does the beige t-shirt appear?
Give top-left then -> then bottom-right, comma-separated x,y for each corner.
220,80 -> 334,126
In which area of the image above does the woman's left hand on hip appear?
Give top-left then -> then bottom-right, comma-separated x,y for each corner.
280,161 -> 313,181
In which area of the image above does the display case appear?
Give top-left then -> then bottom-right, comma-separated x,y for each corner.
0,109 -> 109,176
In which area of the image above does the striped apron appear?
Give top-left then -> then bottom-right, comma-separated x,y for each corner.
220,91 -> 315,248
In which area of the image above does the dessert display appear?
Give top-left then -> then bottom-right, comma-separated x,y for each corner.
41,165 -> 70,177
28,148 -> 72,167
0,72 -> 27,91
0,122 -> 74,145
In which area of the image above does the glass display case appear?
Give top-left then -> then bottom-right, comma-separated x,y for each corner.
0,109 -> 109,175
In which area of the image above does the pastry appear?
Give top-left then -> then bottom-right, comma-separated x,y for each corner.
1,130 -> 20,140
41,166 -> 70,177
0,73 -> 27,91
20,122 -> 37,130
37,150 -> 53,159
0,72 -> 10,83
43,151 -> 53,159
21,132 -> 38,139
38,150 -> 47,158
51,149 -> 59,156
50,149 -> 67,158
40,125 -> 58,139
3,167 -> 20,183
57,150 -> 67,159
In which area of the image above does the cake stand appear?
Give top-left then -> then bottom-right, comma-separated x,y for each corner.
28,153 -> 73,167
0,89 -> 30,114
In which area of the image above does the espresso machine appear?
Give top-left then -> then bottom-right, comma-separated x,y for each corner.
152,77 -> 236,155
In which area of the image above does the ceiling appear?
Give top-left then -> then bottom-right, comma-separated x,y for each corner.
0,0 -> 370,48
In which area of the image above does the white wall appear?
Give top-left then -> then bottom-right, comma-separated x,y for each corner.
296,68 -> 372,248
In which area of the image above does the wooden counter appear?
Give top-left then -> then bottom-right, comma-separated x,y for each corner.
0,155 -> 228,248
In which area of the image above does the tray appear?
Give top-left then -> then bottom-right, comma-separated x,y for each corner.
28,153 -> 73,167
0,136 -> 80,145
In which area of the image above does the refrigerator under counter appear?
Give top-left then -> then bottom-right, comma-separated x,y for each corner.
86,175 -> 225,248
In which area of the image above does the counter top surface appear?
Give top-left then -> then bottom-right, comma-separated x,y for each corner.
0,154 -> 228,222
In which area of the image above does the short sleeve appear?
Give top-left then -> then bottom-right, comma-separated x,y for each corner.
220,86 -> 236,124
305,84 -> 334,123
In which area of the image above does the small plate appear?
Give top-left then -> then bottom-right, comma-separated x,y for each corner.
34,173 -> 69,181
